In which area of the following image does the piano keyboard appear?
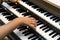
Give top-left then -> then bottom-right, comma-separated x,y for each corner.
1,2 -> 46,40
18,0 -> 60,30
0,0 -> 60,40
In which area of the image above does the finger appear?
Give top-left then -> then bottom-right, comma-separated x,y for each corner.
25,16 -> 30,17
11,0 -> 18,3
30,24 -> 37,30
28,24 -> 35,28
30,21 -> 36,24
30,18 -> 36,22
30,17 -> 35,19
27,24 -> 36,30
17,0 -> 20,2
30,22 -> 37,27
31,20 -> 36,23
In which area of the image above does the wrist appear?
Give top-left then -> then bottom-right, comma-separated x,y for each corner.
15,18 -> 24,24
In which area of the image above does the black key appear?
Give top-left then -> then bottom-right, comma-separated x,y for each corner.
24,32 -> 32,36
49,31 -> 55,36
12,5 -> 21,9
52,33 -> 58,38
17,9 -> 27,13
0,9 -> 6,12
18,26 -> 27,30
44,13 -> 48,15
36,20 -> 42,25
31,36 -> 38,40
19,28 -> 27,31
28,34 -> 35,39
0,6 -> 2,8
42,27 -> 48,31
26,1 -> 34,6
23,13 -> 33,17
18,25 -> 26,29
55,19 -> 60,22
0,8 -> 3,10
37,8 -> 46,13
22,12 -> 31,16
5,15 -> 17,21
50,16 -> 55,19
0,8 -> 3,9
38,38 -> 42,40
46,13 -> 52,17
39,22 -> 43,25
44,13 -> 52,17
37,22 -> 41,25
22,12 -> 27,15
7,2 -> 16,6
40,25 -> 46,29
24,15 -> 32,17
0,20 -> 4,25
38,37 -> 45,40
22,30 -> 29,34
53,17 -> 58,21
45,28 -> 51,33
40,9 -> 46,13
2,12 -> 11,16
32,5 -> 39,9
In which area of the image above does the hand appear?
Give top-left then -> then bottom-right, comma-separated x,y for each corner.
11,0 -> 20,3
18,17 -> 37,27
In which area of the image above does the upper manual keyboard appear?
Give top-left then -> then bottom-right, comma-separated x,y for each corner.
18,0 -> 60,30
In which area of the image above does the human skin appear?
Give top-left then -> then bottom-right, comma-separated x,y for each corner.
0,17 -> 37,40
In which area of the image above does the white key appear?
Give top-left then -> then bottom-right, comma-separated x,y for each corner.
46,30 -> 53,35
14,29 -> 32,40
51,33 -> 56,37
0,13 -> 9,24
2,2 -> 23,17
36,25 -> 58,40
44,28 -> 49,31
54,35 -> 60,40
57,21 -> 60,25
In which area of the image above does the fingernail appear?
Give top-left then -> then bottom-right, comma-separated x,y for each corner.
25,16 -> 29,17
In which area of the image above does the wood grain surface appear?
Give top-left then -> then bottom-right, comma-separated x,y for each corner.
29,0 -> 60,18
